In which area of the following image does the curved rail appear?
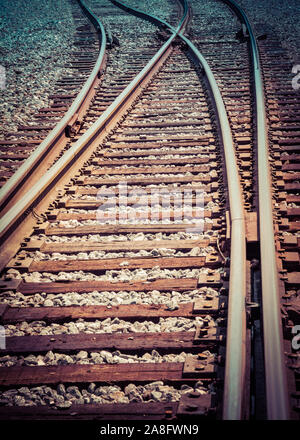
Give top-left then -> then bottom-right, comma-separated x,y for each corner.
110,0 -> 247,420
0,4 -> 189,242
220,0 -> 289,420
0,0 -> 248,419
0,0 -> 106,212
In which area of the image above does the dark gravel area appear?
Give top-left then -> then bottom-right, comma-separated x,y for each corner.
0,0 -> 78,135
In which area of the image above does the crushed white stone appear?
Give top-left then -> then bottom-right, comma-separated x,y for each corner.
0,286 -> 220,308
4,315 -> 217,337
27,245 -> 215,261
0,350 -> 216,368
0,380 -> 212,407
38,230 -> 219,243
8,266 -> 223,283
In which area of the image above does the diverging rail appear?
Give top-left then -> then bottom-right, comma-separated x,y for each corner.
110,0 -> 247,420
0,0 -> 249,420
0,2 -> 189,263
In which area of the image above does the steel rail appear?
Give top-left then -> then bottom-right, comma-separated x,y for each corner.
220,0 -> 290,420
0,0 -> 106,212
111,0 -> 247,420
0,4 -> 189,243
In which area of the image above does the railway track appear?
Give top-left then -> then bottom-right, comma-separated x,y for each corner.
0,0 -> 298,421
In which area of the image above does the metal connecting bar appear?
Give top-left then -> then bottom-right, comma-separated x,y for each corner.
0,0 -> 106,212
220,0 -> 289,420
111,0 -> 247,420
0,3 -> 189,243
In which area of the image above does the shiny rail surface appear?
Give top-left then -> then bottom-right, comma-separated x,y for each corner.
111,0 -> 247,420
0,0 -> 106,213
220,0 -> 289,420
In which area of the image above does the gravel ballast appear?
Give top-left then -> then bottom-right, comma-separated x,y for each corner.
0,0 -> 78,135
4,315 -> 216,336
0,286 -> 219,308
0,381 -> 211,407
0,350 -> 216,368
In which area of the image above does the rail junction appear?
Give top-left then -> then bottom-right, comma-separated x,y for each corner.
0,0 -> 299,421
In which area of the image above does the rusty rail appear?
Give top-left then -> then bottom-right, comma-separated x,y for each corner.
0,0 -> 106,213
220,0 -> 290,420
0,0 -> 249,419
111,0 -> 247,420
